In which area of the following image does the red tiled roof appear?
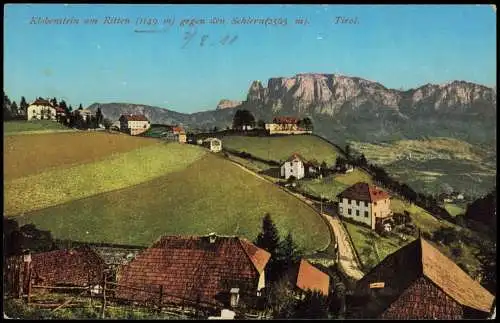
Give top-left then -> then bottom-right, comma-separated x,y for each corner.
30,98 -> 53,107
273,116 -> 300,124
285,153 -> 307,163
338,182 -> 390,202
294,259 -> 330,296
55,107 -> 66,113
115,235 -> 270,307
172,126 -> 185,134
120,114 -> 149,122
30,247 -> 105,287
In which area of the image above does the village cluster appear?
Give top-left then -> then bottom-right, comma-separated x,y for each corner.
5,100 -> 495,320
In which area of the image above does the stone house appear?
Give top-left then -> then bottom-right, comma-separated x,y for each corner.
337,182 -> 392,230
351,237 -> 495,319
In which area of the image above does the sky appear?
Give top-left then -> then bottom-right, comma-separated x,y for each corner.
3,4 -> 497,113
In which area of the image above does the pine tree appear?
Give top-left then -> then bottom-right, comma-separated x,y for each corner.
50,97 -> 58,107
277,232 -> 301,267
254,213 -> 280,256
19,96 -> 28,116
10,101 -> 19,117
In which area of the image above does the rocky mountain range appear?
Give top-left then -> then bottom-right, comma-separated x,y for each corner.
88,73 -> 496,147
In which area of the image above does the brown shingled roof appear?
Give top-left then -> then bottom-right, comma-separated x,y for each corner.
420,239 -> 494,313
292,259 -> 330,296
120,114 -> 149,122
30,98 -> 53,107
30,247 -> 105,287
338,182 -> 390,202
355,238 -> 495,317
115,235 -> 270,307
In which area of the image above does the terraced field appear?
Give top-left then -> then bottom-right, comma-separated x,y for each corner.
5,132 -> 330,253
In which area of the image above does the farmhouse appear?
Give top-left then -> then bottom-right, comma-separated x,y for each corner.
337,182 -> 392,230
12,247 -> 105,290
287,259 -> 330,298
203,137 -> 222,152
265,116 -> 311,135
119,114 -> 151,136
163,125 -> 187,143
351,237 -> 495,319
115,234 -> 271,309
27,98 -> 56,121
281,153 -> 306,180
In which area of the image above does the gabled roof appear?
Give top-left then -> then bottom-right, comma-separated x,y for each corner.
289,259 -> 330,296
30,247 -> 105,286
54,107 -> 66,113
119,114 -> 149,122
356,237 -> 495,316
420,239 -> 494,313
273,116 -> 300,124
284,153 -> 306,163
337,182 -> 390,202
115,235 -> 270,307
30,98 -> 53,107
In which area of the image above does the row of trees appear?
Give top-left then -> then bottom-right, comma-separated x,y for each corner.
231,109 -> 314,132
253,214 -> 341,319
3,92 -> 29,120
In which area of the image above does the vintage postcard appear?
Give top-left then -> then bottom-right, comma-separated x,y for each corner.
3,4 -> 496,320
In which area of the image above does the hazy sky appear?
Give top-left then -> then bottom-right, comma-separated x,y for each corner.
4,4 -> 496,113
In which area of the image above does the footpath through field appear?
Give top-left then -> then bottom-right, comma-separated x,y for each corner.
323,214 -> 365,281
226,155 -> 365,280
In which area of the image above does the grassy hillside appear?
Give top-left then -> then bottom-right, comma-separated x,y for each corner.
4,120 -> 73,136
4,132 -> 158,181
222,134 -> 343,165
15,153 -> 330,253
350,137 -> 496,198
295,164 -> 485,276
5,142 -> 207,216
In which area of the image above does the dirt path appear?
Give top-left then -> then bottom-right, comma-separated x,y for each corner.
324,214 -> 365,281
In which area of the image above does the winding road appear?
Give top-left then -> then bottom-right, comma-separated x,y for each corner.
225,153 -> 365,281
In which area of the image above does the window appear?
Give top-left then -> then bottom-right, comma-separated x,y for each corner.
356,200 -> 360,206
365,201 -> 368,207
374,202 -> 377,206
365,211 -> 368,218
374,212 -> 377,217
347,199 -> 350,205
356,210 -> 359,216
348,209 -> 352,215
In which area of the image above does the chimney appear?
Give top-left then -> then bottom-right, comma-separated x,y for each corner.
208,232 -> 217,244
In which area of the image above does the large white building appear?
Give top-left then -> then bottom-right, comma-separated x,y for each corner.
27,98 -> 56,121
119,114 -> 151,136
280,153 -> 306,180
337,182 -> 392,230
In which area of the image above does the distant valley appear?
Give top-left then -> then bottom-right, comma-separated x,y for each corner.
88,73 -> 497,198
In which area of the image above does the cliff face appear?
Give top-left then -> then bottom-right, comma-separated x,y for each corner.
88,72 -> 496,147
244,73 -> 496,119
216,99 -> 242,110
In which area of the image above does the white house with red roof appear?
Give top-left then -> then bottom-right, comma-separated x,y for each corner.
119,114 -> 151,135
337,182 -> 392,229
281,153 -> 306,180
27,98 -> 56,121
